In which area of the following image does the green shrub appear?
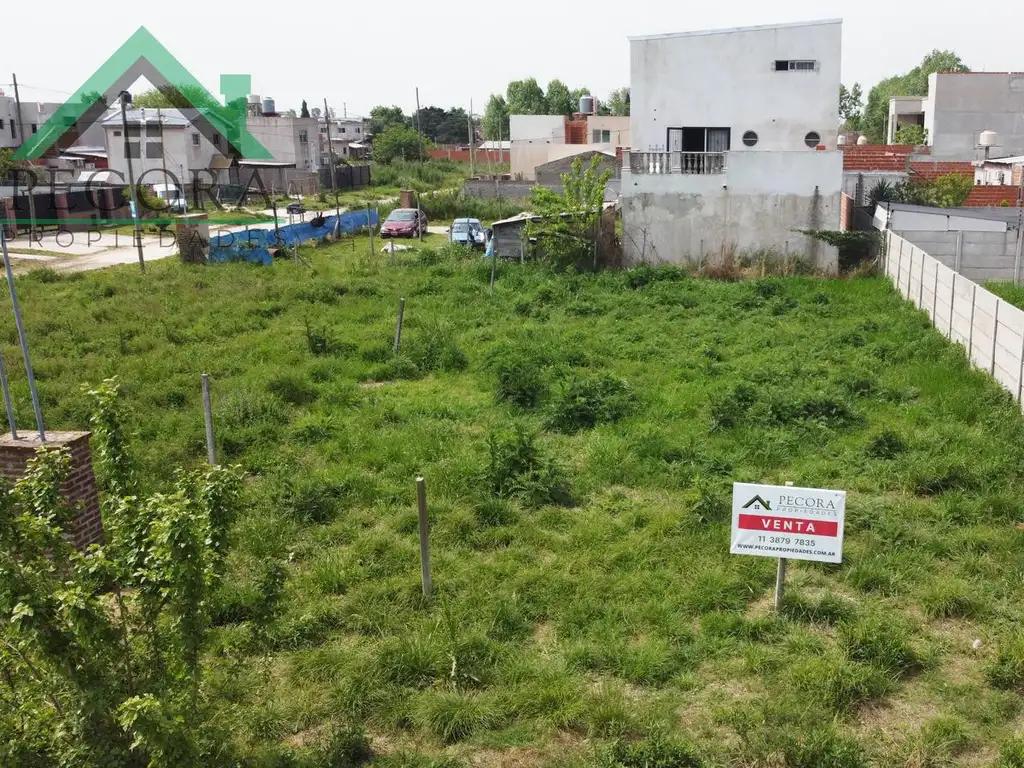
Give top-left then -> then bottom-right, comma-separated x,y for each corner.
1001,735 -> 1024,767
482,424 -> 573,507
547,372 -> 637,432
489,345 -> 548,408
709,383 -> 757,429
412,691 -> 499,744
599,732 -> 703,767
371,355 -> 422,382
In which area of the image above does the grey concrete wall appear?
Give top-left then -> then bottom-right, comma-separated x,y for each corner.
896,229 -> 1023,282
929,73 -> 1024,159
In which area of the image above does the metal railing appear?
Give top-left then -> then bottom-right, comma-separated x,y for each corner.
628,151 -> 726,175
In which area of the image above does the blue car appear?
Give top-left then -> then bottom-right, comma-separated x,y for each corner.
448,218 -> 485,249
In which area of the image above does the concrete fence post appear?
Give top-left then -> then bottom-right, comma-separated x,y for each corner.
992,299 -> 1001,376
967,284 -> 977,357
896,239 -> 905,295
932,261 -> 939,322
1015,228 -> 1023,285
949,273 -> 956,339
1016,326 -> 1024,403
955,230 -> 963,274
918,254 -> 925,309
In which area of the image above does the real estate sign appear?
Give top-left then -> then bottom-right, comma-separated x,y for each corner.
729,483 -> 846,564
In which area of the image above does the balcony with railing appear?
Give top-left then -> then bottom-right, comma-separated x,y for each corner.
628,151 -> 726,175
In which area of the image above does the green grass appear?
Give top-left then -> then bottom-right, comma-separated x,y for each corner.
986,281 -> 1024,310
9,247 -> 1024,765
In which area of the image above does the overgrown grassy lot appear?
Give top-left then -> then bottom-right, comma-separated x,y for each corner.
986,281 -> 1024,311
9,242 -> 1024,766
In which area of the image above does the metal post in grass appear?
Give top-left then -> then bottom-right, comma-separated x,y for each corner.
489,248 -> 497,298
0,349 -> 18,439
416,476 -> 432,599
393,298 -> 405,355
201,374 -> 216,465
1,228 -> 45,442
773,481 -> 794,612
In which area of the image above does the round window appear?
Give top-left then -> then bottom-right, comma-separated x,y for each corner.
742,131 -> 758,147
804,131 -> 821,148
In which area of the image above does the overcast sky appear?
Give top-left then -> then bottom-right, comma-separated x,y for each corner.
4,1 -> 1021,118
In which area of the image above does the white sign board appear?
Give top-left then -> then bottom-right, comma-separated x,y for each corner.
730,483 -> 846,564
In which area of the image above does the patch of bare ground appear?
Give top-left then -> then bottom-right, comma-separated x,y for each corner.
367,729 -> 428,757
464,731 -> 587,767
283,724 -> 328,749
676,679 -> 755,751
852,679 -> 937,743
532,621 -> 556,650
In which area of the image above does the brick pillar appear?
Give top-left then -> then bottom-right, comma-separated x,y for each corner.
0,431 -> 104,550
54,191 -> 69,228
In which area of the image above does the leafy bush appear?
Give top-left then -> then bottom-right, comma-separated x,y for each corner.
547,372 -> 637,432
488,344 -> 548,408
482,424 -> 573,507
599,732 -> 703,767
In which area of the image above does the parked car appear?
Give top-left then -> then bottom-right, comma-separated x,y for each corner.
286,201 -> 306,215
448,218 -> 485,249
381,208 -> 427,238
151,183 -> 188,214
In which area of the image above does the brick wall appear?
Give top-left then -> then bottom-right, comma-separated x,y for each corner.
909,161 -> 975,181
841,144 -> 927,171
840,193 -> 853,231
0,432 -> 104,550
963,185 -> 1024,207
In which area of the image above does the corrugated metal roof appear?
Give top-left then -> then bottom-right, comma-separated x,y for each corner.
881,201 -> 1023,225
101,108 -> 188,127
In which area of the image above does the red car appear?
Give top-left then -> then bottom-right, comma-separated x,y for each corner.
380,208 -> 427,238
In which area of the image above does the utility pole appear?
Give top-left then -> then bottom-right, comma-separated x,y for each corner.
11,73 -> 36,241
414,87 -> 423,241
157,108 -> 170,215
468,98 -> 474,178
120,91 -> 146,272
323,98 -> 341,223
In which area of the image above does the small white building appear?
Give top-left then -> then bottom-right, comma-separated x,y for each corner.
102,109 -> 191,188
974,155 -> 1024,187
319,116 -> 368,158
510,114 -> 630,180
888,73 -> 1024,158
622,19 -> 843,268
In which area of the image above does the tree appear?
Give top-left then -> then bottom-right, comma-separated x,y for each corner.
545,79 -> 573,115
893,124 -> 927,145
607,87 -> 630,116
0,148 -> 15,181
372,124 -> 429,163
506,78 -> 547,115
0,379 -> 247,766
862,50 -> 969,143
311,107 -> 321,119
525,154 -> 613,270
927,172 -> 973,208
132,85 -> 216,110
300,100 -> 310,119
369,105 -> 408,136
417,106 -> 471,144
483,94 -> 509,140
839,83 -> 862,130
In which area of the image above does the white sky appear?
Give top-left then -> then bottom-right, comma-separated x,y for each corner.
4,1 -> 1022,118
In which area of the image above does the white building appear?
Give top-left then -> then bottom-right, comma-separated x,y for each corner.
888,73 -> 1024,158
320,117 -> 368,158
622,19 -> 843,268
0,94 -> 62,150
102,109 -> 191,188
510,114 -> 630,180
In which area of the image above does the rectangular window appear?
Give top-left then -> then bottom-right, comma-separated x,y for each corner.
299,130 -> 308,144
31,123 -> 37,134
146,121 -> 161,137
667,127 -> 731,152
0,119 -> 4,130
592,129 -> 611,143
192,133 -> 201,146
113,129 -> 121,137
127,142 -> 141,159
126,124 -> 141,137
213,134 -> 221,147
146,142 -> 163,158
340,126 -> 346,133
774,59 -> 817,72
356,127 -> 360,134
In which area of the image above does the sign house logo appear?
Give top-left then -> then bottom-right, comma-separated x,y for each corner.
10,27 -> 274,226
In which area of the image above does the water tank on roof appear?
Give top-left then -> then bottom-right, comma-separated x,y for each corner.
857,135 -> 869,145
578,95 -> 595,115
979,130 -> 999,147
248,94 -> 261,105
262,97 -> 276,116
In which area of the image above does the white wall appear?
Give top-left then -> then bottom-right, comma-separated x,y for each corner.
104,125 -> 189,188
0,98 -> 63,150
629,19 -> 841,153
929,72 -> 1024,158
587,115 -> 631,147
510,115 -> 566,179
247,116 -> 321,170
622,150 -> 841,268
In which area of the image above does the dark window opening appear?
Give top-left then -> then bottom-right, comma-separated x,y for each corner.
668,127 -> 731,153
31,124 -> 37,134
192,133 -> 201,146
213,134 -> 221,147
146,142 -> 163,158
146,122 -> 161,137
774,60 -> 817,72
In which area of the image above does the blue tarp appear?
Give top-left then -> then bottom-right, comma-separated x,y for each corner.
208,209 -> 379,265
